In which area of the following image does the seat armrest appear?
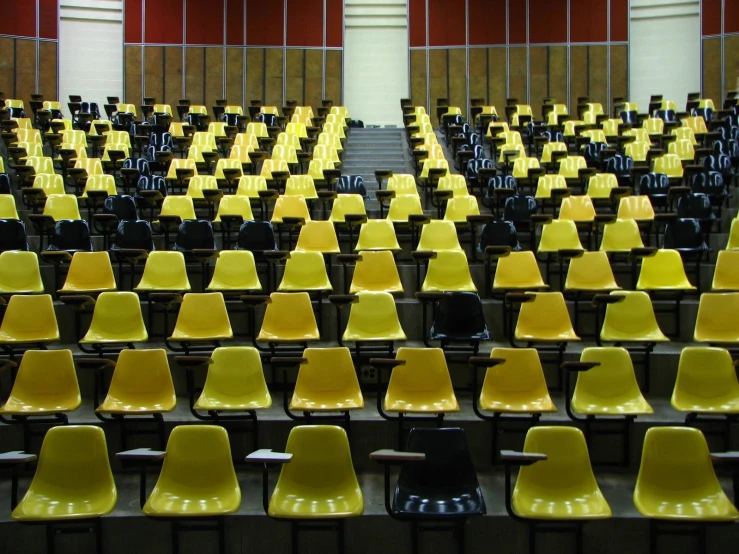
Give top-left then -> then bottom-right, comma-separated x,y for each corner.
561,361 -> 601,372
467,214 -> 495,224
500,450 -> 548,466
148,293 -> 183,306
281,216 -> 305,227
174,356 -> 212,369
343,214 -> 368,224
630,247 -> 658,259
484,246 -> 512,259
710,452 -> 739,463
76,358 -> 116,371
240,294 -> 272,307
408,214 -> 431,225
245,449 -> 293,464
58,295 -> 96,309
468,357 -> 507,368
116,448 -> 167,462
336,254 -> 362,265
328,294 -> 359,307
592,293 -> 626,305
0,451 -> 37,464
39,251 -> 73,265
262,250 -> 291,262
594,214 -> 617,224
530,214 -> 553,225
0,360 -> 18,372
505,292 -> 536,304
558,248 -> 585,259
369,449 -> 426,463
369,358 -> 406,369
411,250 -> 437,261
415,291 -> 445,303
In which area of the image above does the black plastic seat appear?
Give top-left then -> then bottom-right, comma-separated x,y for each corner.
690,170 -> 727,206
0,174 -> 11,195
466,158 -> 493,182
393,428 -> 485,519
703,153 -> 732,183
336,175 -> 367,199
603,154 -> 633,183
429,292 -> 490,343
639,172 -> 670,210
677,193 -> 715,234
235,220 -> 278,256
582,142 -> 607,168
103,195 -> 138,221
123,157 -> 152,178
479,220 -> 521,252
0,219 -> 29,252
655,109 -> 676,123
110,220 -> 155,251
173,220 -> 217,253
503,195 -> 537,232
620,110 -> 638,125
47,220 -> 93,252
663,218 -> 709,254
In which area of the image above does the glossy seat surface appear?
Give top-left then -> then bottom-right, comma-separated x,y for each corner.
355,220 -> 401,251
278,251 -> 332,292
0,251 -> 43,293
97,349 -> 176,414
565,252 -> 620,291
195,347 -> 271,410
634,427 -> 739,521
0,294 -> 59,344
600,291 -> 668,343
12,426 -> 117,521
514,292 -> 580,342
636,249 -> 696,291
144,425 -> 241,517
711,250 -> 739,291
207,250 -> 261,292
271,195 -> 310,223
59,251 -> 116,293
617,196 -> 655,221
573,347 -> 653,415
443,195 -> 480,222
213,195 -> 254,223
694,293 -> 739,343
479,348 -> 555,413
135,251 -> 191,292
269,425 -> 363,519
80,291 -> 148,344
295,220 -> 340,254
512,426 -> 612,520
258,292 -> 319,342
385,348 -> 459,413
599,218 -> 644,253
422,250 -> 476,292
329,194 -> 366,223
170,292 -> 233,342
493,251 -> 546,290
417,220 -> 462,252
343,291 -> 406,342
387,195 -> 423,222
393,428 -> 485,518
537,220 -> 583,253
291,347 -> 364,411
671,347 -> 739,413
350,250 -> 403,294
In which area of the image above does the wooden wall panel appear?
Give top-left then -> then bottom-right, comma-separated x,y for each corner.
265,48 -> 284,108
205,48 -> 224,107
429,49 -> 448,125
305,49 -> 324,110
569,46 -> 588,110
325,50 -> 342,105
15,40 -> 37,105
186,0 -> 224,45
226,0 -> 245,46
488,48 -> 507,112
164,46 -> 183,109
508,47 -> 528,104
286,0 -> 324,47
724,36 -> 739,95
429,0 -> 466,47
286,49 -> 305,105
125,46 -> 143,105
468,0 -> 506,45
225,48 -> 244,106
469,48 -> 487,104
125,0 -> 143,43
702,39 -> 721,103
529,0 -> 567,43
610,45 -> 628,106
448,48 -> 467,117
144,46 -> 164,105
246,49 -> 265,104
409,0 -> 427,47
38,42 -> 57,100
326,0 -> 344,48
588,45 -> 608,106
410,49 -> 427,108
529,46 -> 548,111
184,47 -> 205,104
570,0 -> 607,42
548,46 -> 567,107
0,38 -> 15,100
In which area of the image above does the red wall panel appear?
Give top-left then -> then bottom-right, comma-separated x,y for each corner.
468,0 -> 506,45
326,0 -> 343,47
610,0 -> 629,41
145,0 -> 184,44
0,1 -> 37,38
286,0 -> 323,47
409,0 -> 426,47
508,0 -> 527,44
246,0 -> 284,46
226,0 -> 245,46
39,0 -> 58,40
429,0 -> 466,46
187,0 -> 225,45
726,0 -> 739,33
570,0 -> 607,42
702,0 -> 722,35
125,0 -> 143,43
529,0 -> 567,43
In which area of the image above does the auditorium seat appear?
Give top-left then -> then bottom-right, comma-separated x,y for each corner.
333,290 -> 405,353
420,291 -> 490,352
635,248 -> 696,292
492,251 -> 547,294
253,292 -> 320,347
694,292 -> 739,344
0,220 -> 29,252
134,251 -> 191,294
0,251 -> 43,295
78,291 -> 148,352
277,251 -> 332,295
167,292 -> 233,352
711,250 -> 739,291
340,250 -> 402,295
58,251 -> 116,295
0,195 -> 18,220
443,195 -> 481,222
420,250 -> 476,292
599,218 -> 644,255
355,220 -> 401,251
416,220 -> 462,252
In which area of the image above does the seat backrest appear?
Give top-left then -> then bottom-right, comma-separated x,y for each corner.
0,250 -> 43,292
480,220 -> 520,251
236,220 -> 277,253
48,220 -> 92,252
0,219 -> 29,252
111,220 -> 154,250
136,251 -> 190,291
662,218 -> 706,250
431,292 -> 489,340
174,220 -> 216,251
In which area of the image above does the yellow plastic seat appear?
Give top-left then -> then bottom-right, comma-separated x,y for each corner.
185,175 -> 219,199
236,175 -> 268,198
437,174 -> 470,197
694,293 -> 739,343
207,122 -> 228,138
192,132 -> 217,151
599,218 -> 644,253
500,130 -> 523,146
558,196 -> 595,223
493,251 -> 547,291
285,175 -> 318,200
387,174 -> 419,197
498,143 -> 526,163
75,157 -> 103,175
290,348 -> 364,412
384,348 -> 459,414
0,350 -> 80,416
97,349 -> 176,414
229,145 -> 253,166
355,220 -> 401,251
272,145 -> 299,164
586,173 -> 619,199
512,157 -> 540,180
444,195 -> 480,222
565,252 -> 620,291
582,129 -> 607,144
329,194 -> 366,223
349,251 -> 403,294
143,425 -> 241,517
634,427 -> 739,521
387,195 -> 423,222
667,139 -> 695,162
573,347 -> 653,415
79,292 -> 148,346
537,220 -> 584,253
511,426 -> 612,520
417,220 -> 462,252
600,291 -> 668,342
422,250 -> 476,292
17,129 -> 42,144
726,219 -> 739,250
624,141 -> 650,162
158,196 -> 196,222
682,116 -> 708,136
152,104 -> 172,116
206,250 -> 261,292
188,105 -> 207,116
672,346 -> 739,414
261,159 -> 290,180
165,158 -> 198,181
307,159 -> 334,181
286,121 -> 310,136
342,291 -> 406,343
194,347 -> 271,411
59,143 -> 87,161
0,251 -> 43,294
135,251 -> 191,292
541,142 -> 567,164
59,252 -> 116,294
312,145 -> 340,165
317,132 -> 343,152
636,249 -> 695,291
11,426 -> 117,522
42,194 -> 81,221
295,220 -> 340,254
536,175 -> 568,202
0,194 -> 19,219
672,126 -> 698,145
31,174 -> 65,197
479,348 -> 556,413
16,142 -> 44,160
278,251 -> 332,292
27,157 -> 55,176
278,132 -> 303,150
257,292 -> 320,342
322,122 -> 346,139
213,195 -> 254,223
268,425 -> 363,518
624,128 -> 651,145
617,196 -> 654,222
62,129 -> 87,147
514,292 -> 580,343
711,250 -> 739,291
234,133 -> 260,149
602,119 -> 622,139
214,158 -> 244,181
169,293 -> 233,343
0,294 -> 59,345
419,159 -> 449,181
116,103 -> 137,117
246,122 -> 269,138
101,144 -> 130,162
271,195 -> 311,224
186,145 -> 215,164
653,154 -> 684,178
558,156 -> 587,179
